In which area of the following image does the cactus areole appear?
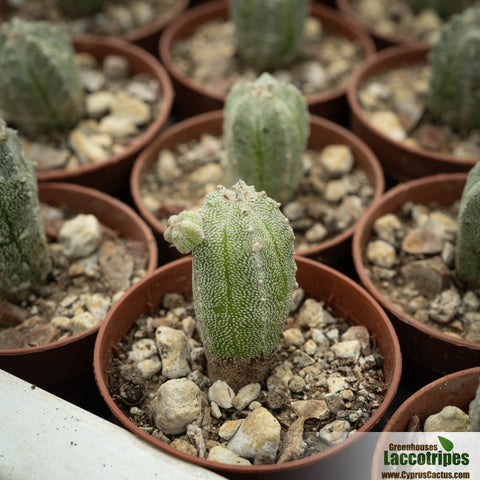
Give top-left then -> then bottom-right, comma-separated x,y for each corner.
0,120 -> 51,295
164,181 -> 297,389
224,73 -> 309,205
0,18 -> 84,137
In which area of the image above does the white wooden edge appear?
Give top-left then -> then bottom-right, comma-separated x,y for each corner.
0,369 -> 226,480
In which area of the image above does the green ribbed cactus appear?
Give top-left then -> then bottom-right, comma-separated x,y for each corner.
428,5 -> 480,133
56,0 -> 108,16
229,0 -> 309,69
408,0 -> 476,19
164,180 -> 297,389
0,18 -> 84,137
224,73 -> 309,205
469,381 -> 480,431
455,162 -> 480,288
0,120 -> 51,296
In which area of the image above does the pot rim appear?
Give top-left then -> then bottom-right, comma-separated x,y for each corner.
158,0 -> 376,107
0,181 -> 158,358
34,34 -> 174,183
352,172 -> 480,352
130,109 -> 385,259
93,255 -> 402,474
346,43 -> 479,169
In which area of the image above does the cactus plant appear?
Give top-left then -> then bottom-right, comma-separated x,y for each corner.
407,0 -> 476,19
229,0 -> 310,69
164,180 -> 297,389
223,73 -> 310,205
455,162 -> 480,288
56,0 -> 108,16
469,380 -> 480,431
0,18 -> 84,137
0,119 -> 51,296
427,5 -> 480,133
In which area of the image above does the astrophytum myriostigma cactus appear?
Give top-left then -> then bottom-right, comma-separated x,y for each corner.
164,180 -> 297,389
455,162 -> 480,288
229,0 -> 309,69
428,5 -> 480,133
407,0 -> 476,19
0,18 -> 84,137
56,0 -> 107,16
0,119 -> 51,296
223,73 -> 310,205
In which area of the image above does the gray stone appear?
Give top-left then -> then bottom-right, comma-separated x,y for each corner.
366,240 -> 397,268
207,445 -> 251,466
429,289 -> 462,324
320,144 -> 354,177
150,378 -> 202,435
424,406 -> 470,432
59,214 -> 103,259
331,340 -> 361,360
401,256 -> 451,297
208,380 -> 235,409
232,383 -> 261,411
155,326 -> 191,379
319,420 -> 351,446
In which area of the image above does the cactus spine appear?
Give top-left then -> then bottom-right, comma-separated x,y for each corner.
164,180 -> 297,389
407,0 -> 476,19
229,0 -> 309,69
0,18 -> 84,137
455,162 -> 480,288
56,0 -> 108,16
0,120 -> 51,295
428,5 -> 480,133
223,73 -> 309,205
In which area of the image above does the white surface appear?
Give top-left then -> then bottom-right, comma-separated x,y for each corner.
0,369 -> 225,480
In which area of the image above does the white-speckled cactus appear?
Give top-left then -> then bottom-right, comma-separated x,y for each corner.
56,0 -> 107,16
164,180 -> 297,389
0,18 -> 84,137
408,0 -> 475,19
456,162 -> 480,288
428,5 -> 480,132
224,73 -> 309,204
229,0 -> 309,69
0,119 -> 51,295
469,381 -> 480,431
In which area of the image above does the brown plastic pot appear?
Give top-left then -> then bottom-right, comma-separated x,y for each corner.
347,44 -> 477,182
0,1 -> 189,55
130,110 -> 385,267
352,173 -> 480,375
336,0 -> 429,50
158,0 -> 376,122
33,35 -> 174,195
384,367 -> 480,432
0,182 -> 158,386
94,255 -> 402,480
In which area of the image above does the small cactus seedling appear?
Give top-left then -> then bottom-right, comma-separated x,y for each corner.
0,119 -> 51,295
0,18 -> 84,137
408,0 -> 476,19
223,73 -> 310,204
229,0 -> 310,69
56,0 -> 108,16
164,180 -> 297,389
428,5 -> 480,132
455,162 -> 480,288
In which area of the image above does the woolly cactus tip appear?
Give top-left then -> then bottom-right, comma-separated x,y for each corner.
428,5 -> 480,132
164,210 -> 204,254
224,73 -> 309,204
0,18 -> 84,137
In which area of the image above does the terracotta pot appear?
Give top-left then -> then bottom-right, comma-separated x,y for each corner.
0,1 -> 189,55
352,173 -> 480,374
130,110 -> 385,268
383,367 -> 480,432
158,0 -> 375,122
0,182 -> 158,386
336,0 -> 428,50
33,35 -> 174,194
94,255 -> 402,479
347,44 -> 477,182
